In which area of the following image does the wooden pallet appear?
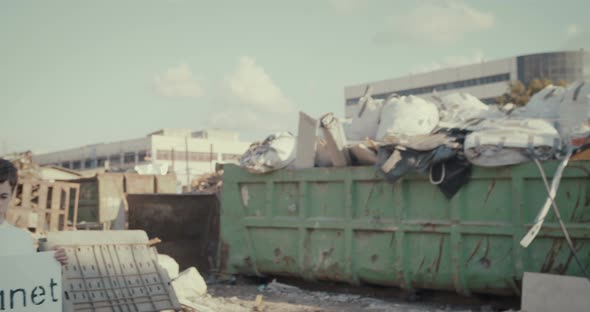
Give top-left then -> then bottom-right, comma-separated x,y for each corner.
7,179 -> 80,233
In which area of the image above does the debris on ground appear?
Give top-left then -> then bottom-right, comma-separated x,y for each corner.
205,277 -> 519,312
191,170 -> 223,193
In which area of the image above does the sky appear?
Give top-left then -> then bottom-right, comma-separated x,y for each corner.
1,0 -> 589,154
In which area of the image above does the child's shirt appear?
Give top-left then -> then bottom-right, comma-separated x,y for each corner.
0,221 -> 35,256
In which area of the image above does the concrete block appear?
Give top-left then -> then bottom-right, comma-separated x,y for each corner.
158,254 -> 180,279
521,272 -> 590,312
172,267 -> 208,303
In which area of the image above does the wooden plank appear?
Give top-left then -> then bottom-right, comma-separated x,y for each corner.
62,186 -> 71,231
21,182 -> 32,209
72,184 -> 80,229
37,183 -> 49,232
49,184 -> 62,231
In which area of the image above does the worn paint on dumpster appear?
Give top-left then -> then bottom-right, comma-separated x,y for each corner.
219,162 -> 590,296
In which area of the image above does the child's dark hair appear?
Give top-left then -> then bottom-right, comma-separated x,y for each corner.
0,158 -> 18,191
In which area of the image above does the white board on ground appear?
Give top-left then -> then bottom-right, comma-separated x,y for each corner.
0,252 -> 62,312
521,272 -> 590,312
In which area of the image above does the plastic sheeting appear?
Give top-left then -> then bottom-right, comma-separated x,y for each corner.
559,81 -> 590,146
240,132 -> 297,173
376,95 -> 440,140
434,92 -> 491,127
513,85 -> 565,122
464,118 -> 561,167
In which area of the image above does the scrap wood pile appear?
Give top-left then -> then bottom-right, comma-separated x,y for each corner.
4,150 -> 41,180
191,171 -> 223,193
239,81 -> 590,199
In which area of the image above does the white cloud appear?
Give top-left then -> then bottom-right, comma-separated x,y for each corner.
225,56 -> 293,113
376,1 -> 494,44
328,0 -> 367,11
413,50 -> 485,73
154,64 -> 204,98
208,108 -> 297,138
567,24 -> 579,38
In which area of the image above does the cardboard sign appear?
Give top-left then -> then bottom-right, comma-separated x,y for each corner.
0,252 -> 62,312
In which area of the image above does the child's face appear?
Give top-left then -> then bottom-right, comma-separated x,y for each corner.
0,181 -> 12,223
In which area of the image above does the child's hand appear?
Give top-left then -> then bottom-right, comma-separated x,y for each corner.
53,247 -> 68,266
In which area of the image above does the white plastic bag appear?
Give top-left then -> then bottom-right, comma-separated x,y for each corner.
376,95 -> 439,140
436,92 -> 490,125
464,118 -> 561,167
559,81 -> 590,145
240,132 -> 297,173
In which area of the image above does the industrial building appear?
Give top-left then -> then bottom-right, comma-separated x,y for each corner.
344,50 -> 590,117
33,129 -> 251,188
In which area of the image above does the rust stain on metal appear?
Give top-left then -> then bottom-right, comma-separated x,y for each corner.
363,184 -> 377,216
566,191 -> 571,200
274,248 -> 282,257
417,256 -> 426,272
466,238 -> 483,265
434,236 -> 444,274
570,183 -> 582,221
483,180 -> 496,209
371,254 -> 378,263
220,240 -> 230,270
560,242 -> 581,274
479,258 -> 491,269
541,239 -> 564,273
282,256 -> 296,268
478,239 -> 492,269
423,222 -> 437,231
244,256 -> 253,268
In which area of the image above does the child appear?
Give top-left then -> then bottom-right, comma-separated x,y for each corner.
0,158 -> 67,264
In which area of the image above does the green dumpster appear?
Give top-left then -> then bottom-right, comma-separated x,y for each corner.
219,161 -> 590,296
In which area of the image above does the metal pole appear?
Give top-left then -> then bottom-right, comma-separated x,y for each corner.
209,143 -> 213,172
185,136 -> 190,188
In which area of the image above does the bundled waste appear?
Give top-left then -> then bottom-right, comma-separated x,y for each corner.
239,132 -> 296,173
239,81 -> 590,200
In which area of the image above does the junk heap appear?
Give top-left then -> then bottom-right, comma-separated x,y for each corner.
239,81 -> 590,200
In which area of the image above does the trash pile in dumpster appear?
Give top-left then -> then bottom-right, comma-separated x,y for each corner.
239,81 -> 590,199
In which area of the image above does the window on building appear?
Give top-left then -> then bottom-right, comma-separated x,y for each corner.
124,152 -> 136,164
190,152 -> 214,162
109,154 -> 121,165
84,158 -> 93,169
222,154 -> 241,161
97,157 -> 107,167
138,150 -> 148,163
61,162 -> 70,168
72,160 -> 81,169
156,150 -> 171,161
174,151 -> 187,161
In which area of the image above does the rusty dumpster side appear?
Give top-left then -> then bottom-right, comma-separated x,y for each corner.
218,162 -> 590,296
127,194 -> 220,273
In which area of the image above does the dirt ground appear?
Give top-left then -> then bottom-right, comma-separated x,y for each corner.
190,276 -> 520,312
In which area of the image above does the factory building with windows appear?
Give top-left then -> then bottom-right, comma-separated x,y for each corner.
32,129 -> 251,187
344,50 -> 590,118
